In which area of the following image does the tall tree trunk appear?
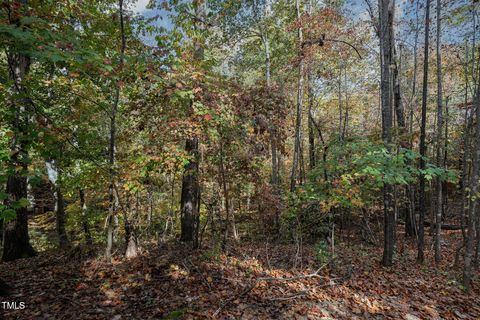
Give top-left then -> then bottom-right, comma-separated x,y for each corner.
307,0 -> 315,170
219,142 -> 232,250
147,187 -> 153,230
2,0 -> 36,261
338,67 -> 343,140
394,42 -> 406,248
259,8 -> 276,185
342,67 -> 349,140
106,0 -> 126,261
257,0 -> 281,231
307,67 -> 315,170
434,0 -> 443,264
46,160 -> 69,249
379,0 -> 396,267
406,0 -> 420,238
79,189 -> 92,246
290,0 -> 304,192
463,81 -> 480,292
443,98 -> 448,222
180,138 -> 200,242
180,0 -> 204,245
125,192 -> 138,258
393,49 -> 405,129
418,0 -> 431,264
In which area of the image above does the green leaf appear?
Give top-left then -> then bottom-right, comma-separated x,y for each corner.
1,209 -> 16,221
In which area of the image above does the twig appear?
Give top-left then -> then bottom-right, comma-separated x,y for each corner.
324,38 -> 363,59
257,265 -> 327,282
265,241 -> 272,271
213,265 -> 327,317
302,37 -> 363,59
268,290 -> 308,301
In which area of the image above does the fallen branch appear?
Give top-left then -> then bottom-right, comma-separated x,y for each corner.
257,265 -> 327,282
213,265 -> 327,317
268,290 -> 308,301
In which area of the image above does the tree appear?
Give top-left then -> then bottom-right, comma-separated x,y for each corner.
290,0 -> 305,192
106,0 -> 127,261
379,0 -> 396,266
46,160 -> 69,249
434,0 -> 444,264
2,0 -> 36,262
306,0 -> 315,171
463,52 -> 480,292
418,0 -> 431,264
180,0 -> 204,245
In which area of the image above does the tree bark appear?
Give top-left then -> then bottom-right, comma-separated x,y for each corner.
307,66 -> 315,170
342,67 -> 349,140
463,93 -> 480,291
79,189 -> 92,246
219,142 -> 231,250
180,137 -> 200,242
290,0 -> 305,192
434,0 -> 443,264
106,0 -> 126,261
125,193 -> 138,259
406,0 -> 420,238
2,0 -> 36,261
307,0 -> 315,170
46,160 -> 69,249
180,0 -> 205,245
463,78 -> 480,292
379,0 -> 396,267
417,0 -> 431,264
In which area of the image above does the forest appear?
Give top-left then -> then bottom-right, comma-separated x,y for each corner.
0,0 -> 480,318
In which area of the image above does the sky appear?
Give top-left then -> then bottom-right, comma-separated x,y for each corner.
131,0 -> 150,13
130,0 -> 173,46
130,0 -> 470,48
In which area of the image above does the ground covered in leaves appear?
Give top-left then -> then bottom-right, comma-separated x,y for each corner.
1,231 -> 479,319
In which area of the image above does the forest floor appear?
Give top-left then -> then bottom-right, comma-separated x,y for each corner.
1,229 -> 480,319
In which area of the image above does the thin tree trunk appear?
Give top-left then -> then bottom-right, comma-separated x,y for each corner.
417,0 -> 431,264
393,45 -> 408,243
406,0 -> 420,238
338,67 -> 343,140
180,0 -> 204,244
434,0 -> 443,264
443,98 -> 449,222
258,2 -> 281,230
309,111 -> 328,181
394,48 -> 405,129
307,67 -> 316,170
46,160 -> 69,249
106,0 -> 126,261
460,40 -> 472,244
79,189 -> 92,246
379,0 -> 396,267
290,0 -> 304,192
125,192 -> 138,258
307,0 -> 315,170
220,142 -> 231,250
342,68 -> 349,140
463,83 -> 480,292
147,187 -> 153,230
